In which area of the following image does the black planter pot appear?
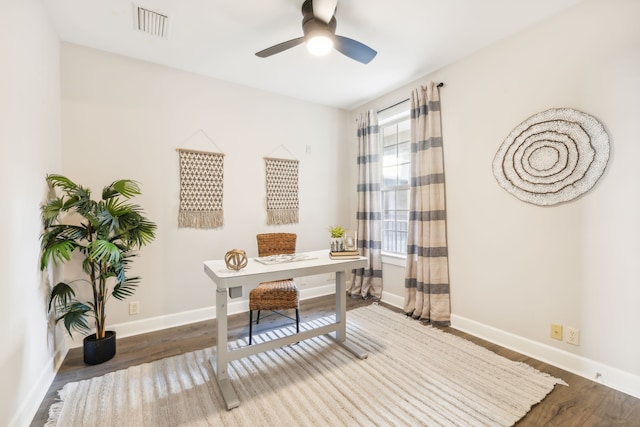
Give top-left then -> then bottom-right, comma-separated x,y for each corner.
83,330 -> 116,365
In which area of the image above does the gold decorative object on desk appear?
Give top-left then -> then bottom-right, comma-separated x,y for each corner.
224,249 -> 248,271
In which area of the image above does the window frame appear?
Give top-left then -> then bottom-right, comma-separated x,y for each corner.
378,102 -> 411,257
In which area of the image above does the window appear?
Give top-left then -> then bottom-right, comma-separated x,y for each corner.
379,101 -> 411,255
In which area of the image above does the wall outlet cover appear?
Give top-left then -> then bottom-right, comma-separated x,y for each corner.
565,326 -> 580,345
550,323 -> 563,340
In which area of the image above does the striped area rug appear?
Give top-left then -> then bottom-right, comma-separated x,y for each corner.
46,304 -> 565,426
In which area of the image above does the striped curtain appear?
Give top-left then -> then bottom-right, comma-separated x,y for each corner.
404,82 -> 451,325
349,110 -> 383,300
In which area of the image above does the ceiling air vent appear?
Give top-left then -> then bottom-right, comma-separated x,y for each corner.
134,5 -> 169,39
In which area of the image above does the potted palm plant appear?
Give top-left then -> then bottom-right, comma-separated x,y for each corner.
40,174 -> 157,364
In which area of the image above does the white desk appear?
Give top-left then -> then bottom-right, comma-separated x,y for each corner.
203,249 -> 368,410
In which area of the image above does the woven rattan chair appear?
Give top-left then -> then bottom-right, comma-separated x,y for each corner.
249,233 -> 300,345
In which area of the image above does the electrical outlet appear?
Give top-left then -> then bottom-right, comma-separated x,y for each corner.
129,301 -> 140,315
565,326 -> 580,345
550,323 -> 563,340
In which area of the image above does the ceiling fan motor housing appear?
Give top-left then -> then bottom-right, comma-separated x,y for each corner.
302,0 -> 337,42
303,17 -> 336,39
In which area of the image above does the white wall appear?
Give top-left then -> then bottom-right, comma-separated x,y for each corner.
7,0 -> 639,424
0,1 -> 61,426
60,43 -> 351,337
350,0 -> 640,397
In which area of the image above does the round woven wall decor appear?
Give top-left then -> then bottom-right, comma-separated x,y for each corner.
492,108 -> 609,206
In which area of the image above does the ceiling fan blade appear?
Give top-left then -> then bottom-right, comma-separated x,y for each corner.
255,37 -> 305,58
334,35 -> 377,64
312,0 -> 338,24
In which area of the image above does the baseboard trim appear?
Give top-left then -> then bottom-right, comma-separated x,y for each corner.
10,359 -> 57,427
451,314 -> 640,400
380,291 -> 404,310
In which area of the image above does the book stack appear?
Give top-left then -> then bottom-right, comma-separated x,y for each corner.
329,250 -> 360,260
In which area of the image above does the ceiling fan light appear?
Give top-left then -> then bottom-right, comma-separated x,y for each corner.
306,34 -> 334,56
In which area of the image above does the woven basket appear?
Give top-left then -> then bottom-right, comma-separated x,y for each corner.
249,280 -> 299,310
256,233 -> 297,257
250,233 -> 299,311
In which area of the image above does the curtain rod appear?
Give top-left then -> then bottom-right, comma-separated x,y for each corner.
376,82 -> 444,114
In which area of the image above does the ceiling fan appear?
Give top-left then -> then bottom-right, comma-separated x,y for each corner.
255,0 -> 377,64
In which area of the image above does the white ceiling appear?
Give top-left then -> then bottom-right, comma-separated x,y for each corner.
42,0 -> 583,110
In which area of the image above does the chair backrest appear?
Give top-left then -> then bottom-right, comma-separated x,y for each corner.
257,233 -> 297,257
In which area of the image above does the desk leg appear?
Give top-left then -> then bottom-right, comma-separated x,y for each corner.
333,270 -> 368,360
215,288 -> 240,409
335,270 -> 347,343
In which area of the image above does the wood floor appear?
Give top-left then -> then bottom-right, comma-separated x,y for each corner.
31,295 -> 640,426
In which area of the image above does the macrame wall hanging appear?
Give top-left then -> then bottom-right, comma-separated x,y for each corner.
493,108 -> 609,206
177,149 -> 225,228
264,152 -> 299,225
176,131 -> 225,228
